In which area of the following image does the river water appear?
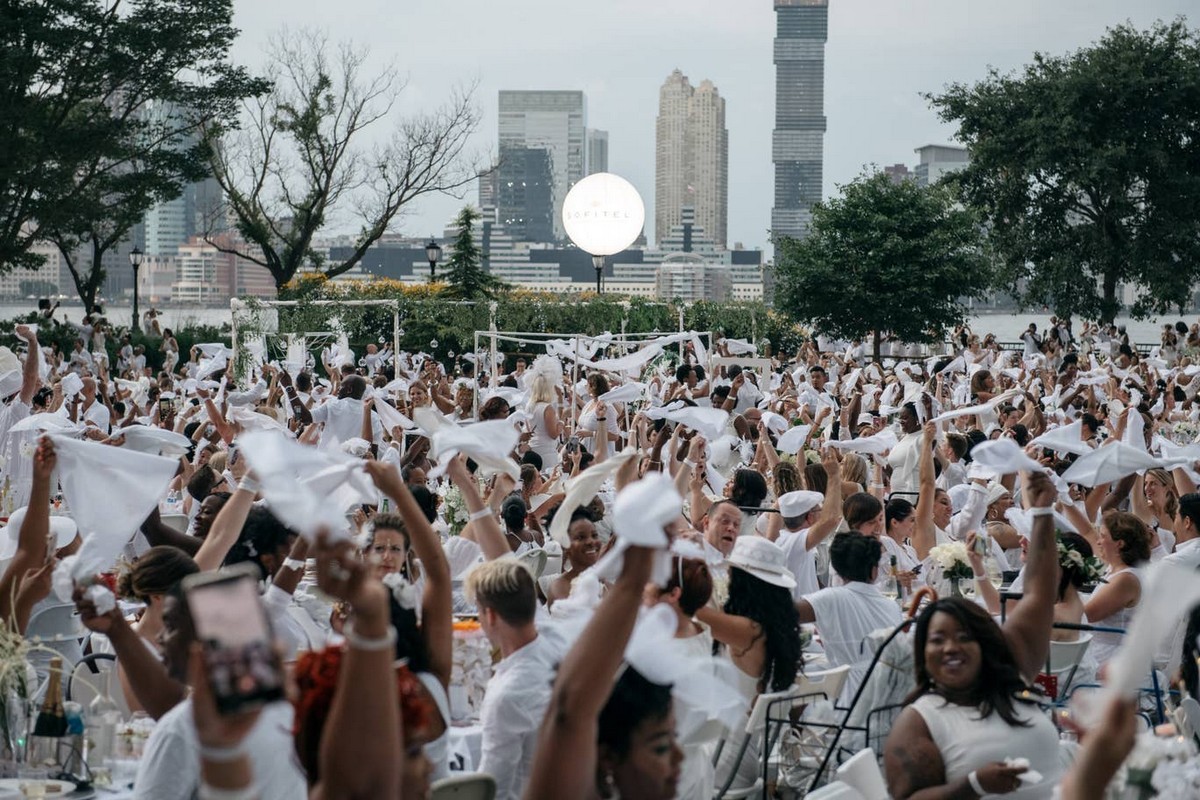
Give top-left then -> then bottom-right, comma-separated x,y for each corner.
0,303 -> 1184,347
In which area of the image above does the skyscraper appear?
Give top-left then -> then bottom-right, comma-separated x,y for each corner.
586,128 -> 609,175
771,0 -> 828,261
497,91 -> 586,242
655,71 -> 728,248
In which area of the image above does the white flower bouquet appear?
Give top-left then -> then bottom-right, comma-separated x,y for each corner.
438,483 -> 469,537
928,541 -> 974,582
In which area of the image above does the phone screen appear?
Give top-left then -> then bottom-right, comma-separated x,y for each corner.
185,571 -> 284,714
159,398 -> 172,416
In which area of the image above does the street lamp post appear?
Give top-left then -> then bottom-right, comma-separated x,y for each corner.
425,238 -> 442,282
592,254 -> 605,294
129,246 -> 144,333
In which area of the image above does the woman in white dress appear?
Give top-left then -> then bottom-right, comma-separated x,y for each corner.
884,472 -> 1065,799
160,329 -> 179,377
525,371 -> 563,471
697,537 -> 801,794
576,373 -> 619,460
1083,511 -> 1152,667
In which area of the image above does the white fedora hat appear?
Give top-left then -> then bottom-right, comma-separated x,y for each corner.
727,536 -> 796,589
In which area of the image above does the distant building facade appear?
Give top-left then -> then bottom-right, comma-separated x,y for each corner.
914,144 -> 970,187
771,0 -> 828,261
497,91 -> 586,242
586,128 -> 609,175
655,70 -> 728,248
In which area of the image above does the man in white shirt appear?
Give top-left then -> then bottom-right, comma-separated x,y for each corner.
466,559 -> 559,800
308,375 -> 382,448
1021,323 -> 1042,357
798,532 -> 903,705
77,377 -> 111,433
1156,494 -> 1200,672
774,489 -> 840,599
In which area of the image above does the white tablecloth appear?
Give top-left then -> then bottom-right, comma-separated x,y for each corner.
446,724 -> 483,773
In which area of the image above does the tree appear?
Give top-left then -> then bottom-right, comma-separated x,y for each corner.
774,171 -> 992,362
207,30 -> 482,290
440,206 -> 504,300
929,20 -> 1200,323
0,0 -> 267,313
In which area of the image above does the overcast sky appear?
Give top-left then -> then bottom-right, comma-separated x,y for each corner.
229,0 -> 1193,252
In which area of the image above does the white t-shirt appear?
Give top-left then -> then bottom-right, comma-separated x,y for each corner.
777,527 -> 820,600
479,634 -> 560,800
82,399 -> 111,433
134,699 -> 305,800
311,396 -> 382,448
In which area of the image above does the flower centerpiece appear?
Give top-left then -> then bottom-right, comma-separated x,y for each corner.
438,483 -> 469,537
0,621 -> 32,768
928,541 -> 974,597
1109,731 -> 1199,800
1168,420 -> 1200,446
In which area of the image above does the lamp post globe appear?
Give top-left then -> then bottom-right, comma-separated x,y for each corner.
425,238 -> 442,281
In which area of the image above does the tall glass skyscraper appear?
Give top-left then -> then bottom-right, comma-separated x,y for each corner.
771,0 -> 828,262
497,91 -> 586,242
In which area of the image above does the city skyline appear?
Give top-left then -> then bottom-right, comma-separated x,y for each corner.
227,0 -> 1194,252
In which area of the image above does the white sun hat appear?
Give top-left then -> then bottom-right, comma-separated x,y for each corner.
726,536 -> 796,589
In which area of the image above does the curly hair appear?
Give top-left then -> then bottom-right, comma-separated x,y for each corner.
729,469 -> 768,508
773,461 -> 803,497
724,567 -> 802,692
597,665 -> 673,758
907,598 -> 1034,728
292,648 -> 438,785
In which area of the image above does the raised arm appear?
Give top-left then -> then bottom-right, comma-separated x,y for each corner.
1002,472 -> 1058,682
364,460 -> 453,690
806,449 -> 843,551
15,326 -> 39,405
448,455 -> 508,561
524,546 -> 655,800
912,423 -> 938,560
140,507 -> 201,556
193,471 -> 257,572
312,536 -> 402,800
0,437 -> 54,624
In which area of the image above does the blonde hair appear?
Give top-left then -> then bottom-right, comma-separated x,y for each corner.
841,454 -> 868,486
528,373 -> 555,406
464,559 -> 536,625
208,451 -> 228,474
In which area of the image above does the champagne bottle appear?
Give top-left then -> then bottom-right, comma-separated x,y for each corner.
32,657 -> 67,737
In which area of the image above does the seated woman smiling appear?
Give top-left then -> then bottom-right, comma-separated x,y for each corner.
884,471 -> 1065,799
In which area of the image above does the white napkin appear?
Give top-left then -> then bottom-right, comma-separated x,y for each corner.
969,438 -> 1045,476
775,425 -> 813,455
117,425 -> 193,457
1029,421 -> 1091,456
665,406 -> 729,442
611,472 -> 679,548
599,382 -> 647,404
828,428 -> 898,455
237,430 -> 369,541
414,407 -> 520,481
1060,442 -> 1162,487
48,435 -> 178,576
372,398 -> 415,433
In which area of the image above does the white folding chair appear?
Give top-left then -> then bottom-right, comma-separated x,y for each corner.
1046,634 -> 1092,699
66,653 -> 115,708
25,603 -> 85,643
430,773 -> 496,800
1177,697 -> 1200,742
834,748 -> 887,800
712,666 -> 852,800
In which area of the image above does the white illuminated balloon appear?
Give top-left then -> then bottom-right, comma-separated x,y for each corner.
561,173 -> 645,256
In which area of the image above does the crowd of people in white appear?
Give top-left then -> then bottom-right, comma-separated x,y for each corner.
2,309 -> 1200,799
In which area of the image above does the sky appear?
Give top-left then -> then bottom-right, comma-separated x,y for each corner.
228,0 -> 1194,252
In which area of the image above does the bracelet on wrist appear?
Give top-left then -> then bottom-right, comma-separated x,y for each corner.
967,769 -> 985,796
683,459 -> 697,469
282,558 -> 305,572
1029,506 -> 1054,517
468,508 -> 493,522
199,743 -> 248,763
342,621 -> 398,652
237,476 -> 261,494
